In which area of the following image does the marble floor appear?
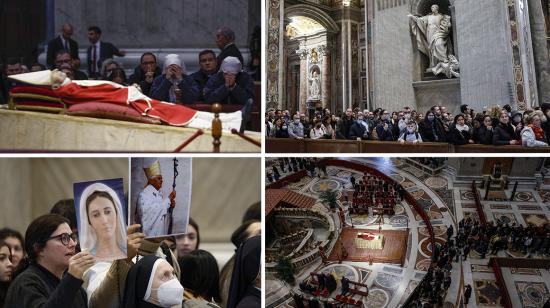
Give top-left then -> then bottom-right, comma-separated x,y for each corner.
265,158 -> 550,308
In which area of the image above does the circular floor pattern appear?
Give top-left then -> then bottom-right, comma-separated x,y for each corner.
418,237 -> 446,258
375,272 -> 402,290
389,215 -> 409,226
394,204 -> 405,215
364,288 -> 389,308
461,191 -> 475,200
515,191 -> 534,202
389,174 -> 406,184
409,189 -> 426,199
336,170 -> 353,179
401,181 -> 417,189
311,179 -> 341,194
318,263 -> 359,282
419,225 -> 448,237
415,259 -> 432,271
523,284 -> 547,305
350,214 -> 379,226
424,176 -> 448,189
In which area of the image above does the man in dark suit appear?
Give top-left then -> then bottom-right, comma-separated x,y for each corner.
86,26 -> 126,79
215,26 -> 244,70
129,52 -> 162,97
46,23 -> 80,69
190,50 -> 217,101
54,50 -> 88,80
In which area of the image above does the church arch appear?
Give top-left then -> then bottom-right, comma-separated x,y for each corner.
285,4 -> 339,34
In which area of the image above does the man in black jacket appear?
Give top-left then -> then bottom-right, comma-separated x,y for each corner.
190,50 -> 218,101
46,23 -> 80,69
86,26 -> 126,79
215,26 -> 244,70
129,52 -> 162,97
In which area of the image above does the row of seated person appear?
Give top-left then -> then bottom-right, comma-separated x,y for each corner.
349,205 -> 395,216
350,197 -> 397,207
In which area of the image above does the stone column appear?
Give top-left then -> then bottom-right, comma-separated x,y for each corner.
267,0 -> 284,109
527,0 -> 550,104
340,5 -> 352,111
297,47 -> 309,114
318,45 -> 331,109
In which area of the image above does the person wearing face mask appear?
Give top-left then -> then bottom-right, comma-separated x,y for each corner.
398,121 -> 423,144
274,117 -> 289,138
288,115 -> 304,139
375,110 -> 395,141
493,110 -> 520,145
310,119 -> 327,140
349,112 -> 370,140
521,114 -> 548,147
419,111 -> 446,142
123,255 -> 184,308
449,114 -> 474,145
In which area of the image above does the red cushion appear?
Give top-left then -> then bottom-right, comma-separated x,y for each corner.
67,102 -> 162,125
10,86 -> 58,97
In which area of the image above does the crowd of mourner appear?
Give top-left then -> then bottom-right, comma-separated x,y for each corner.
266,103 -> 550,147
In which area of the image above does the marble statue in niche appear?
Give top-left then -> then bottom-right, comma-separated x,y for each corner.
309,69 -> 321,100
408,4 -> 460,78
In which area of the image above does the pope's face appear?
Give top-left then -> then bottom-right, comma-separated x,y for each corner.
51,70 -> 68,85
149,176 -> 163,191
88,196 -> 117,240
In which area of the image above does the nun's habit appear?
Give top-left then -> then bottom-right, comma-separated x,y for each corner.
227,236 -> 261,308
123,255 -> 163,308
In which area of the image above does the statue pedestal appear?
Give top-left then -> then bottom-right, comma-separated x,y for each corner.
412,78 -> 461,115
306,100 -> 322,119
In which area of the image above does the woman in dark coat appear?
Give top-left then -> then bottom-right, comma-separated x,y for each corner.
418,111 -> 446,142
473,115 -> 494,145
493,111 -> 520,145
448,114 -> 474,145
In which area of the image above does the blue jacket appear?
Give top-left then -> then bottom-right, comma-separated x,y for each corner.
204,71 -> 254,105
150,74 -> 199,103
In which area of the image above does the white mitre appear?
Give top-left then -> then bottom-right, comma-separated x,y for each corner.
7,70 -> 54,86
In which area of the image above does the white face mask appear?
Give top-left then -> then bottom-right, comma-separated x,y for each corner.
151,278 -> 184,307
542,115 -> 548,123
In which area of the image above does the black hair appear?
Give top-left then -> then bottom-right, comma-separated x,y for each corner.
54,50 -> 71,60
460,104 -> 468,114
85,191 -> 118,225
50,199 -> 77,230
24,214 -> 69,262
87,26 -> 102,34
453,114 -> 465,124
230,219 -> 260,248
0,228 -> 24,251
242,202 -> 260,223
178,249 -> 221,302
198,49 -> 216,60
140,52 -> 157,64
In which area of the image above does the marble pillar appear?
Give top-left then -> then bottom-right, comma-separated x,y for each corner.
527,0 -> 550,104
341,6 -> 352,111
319,45 -> 331,109
298,48 -> 309,114
268,0 -> 284,109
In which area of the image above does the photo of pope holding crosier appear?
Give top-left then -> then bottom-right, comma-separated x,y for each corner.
131,158 -> 192,238
74,178 -> 128,261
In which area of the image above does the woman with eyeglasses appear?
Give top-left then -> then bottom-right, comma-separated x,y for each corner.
4,214 -> 95,308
